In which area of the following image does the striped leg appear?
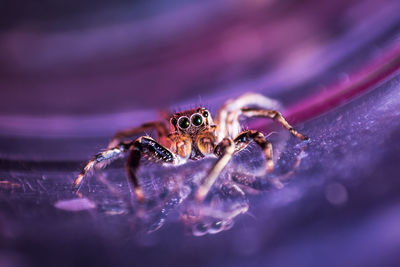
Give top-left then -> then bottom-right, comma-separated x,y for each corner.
126,136 -> 176,202
73,142 -> 133,193
214,93 -> 281,141
107,121 -> 170,149
147,194 -> 183,233
234,130 -> 274,173
232,143 -> 308,190
74,136 -> 177,202
241,108 -> 309,141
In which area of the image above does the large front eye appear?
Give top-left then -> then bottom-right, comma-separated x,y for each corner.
178,117 -> 190,129
191,114 -> 203,126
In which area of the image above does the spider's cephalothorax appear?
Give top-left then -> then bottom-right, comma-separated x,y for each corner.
168,107 -> 216,160
73,93 -> 308,235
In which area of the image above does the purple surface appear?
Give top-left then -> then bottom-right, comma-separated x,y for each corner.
1,0 -> 400,266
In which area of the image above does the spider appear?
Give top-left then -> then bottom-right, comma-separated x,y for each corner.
73,93 -> 308,235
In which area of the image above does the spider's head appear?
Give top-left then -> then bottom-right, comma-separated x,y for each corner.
170,107 -> 214,134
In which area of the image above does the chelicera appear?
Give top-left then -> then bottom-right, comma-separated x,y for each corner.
73,93 -> 308,235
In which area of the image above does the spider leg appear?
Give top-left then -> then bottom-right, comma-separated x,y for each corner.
73,141 -> 133,192
187,183 -> 248,236
241,108 -> 308,141
148,194 -> 183,233
96,172 -> 121,197
74,136 -> 177,201
195,138 -> 235,202
270,143 -> 307,186
215,93 -> 281,140
126,136 -> 176,202
107,121 -> 170,149
234,130 -> 274,172
232,143 -> 308,190
231,171 -> 275,191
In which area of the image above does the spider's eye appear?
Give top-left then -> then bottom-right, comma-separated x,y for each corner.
191,114 -> 203,126
178,117 -> 190,129
170,118 -> 177,125
202,111 -> 209,117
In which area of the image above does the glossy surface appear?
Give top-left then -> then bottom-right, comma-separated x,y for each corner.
1,0 -> 400,266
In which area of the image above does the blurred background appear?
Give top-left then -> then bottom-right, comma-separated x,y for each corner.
1,0 -> 400,266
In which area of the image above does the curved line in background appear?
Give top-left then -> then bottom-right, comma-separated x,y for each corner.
284,42 -> 400,124
250,42 -> 400,131
0,43 -> 399,138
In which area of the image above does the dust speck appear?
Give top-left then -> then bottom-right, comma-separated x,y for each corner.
54,198 -> 96,211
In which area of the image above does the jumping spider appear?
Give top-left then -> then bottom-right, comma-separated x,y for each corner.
73,93 -> 308,235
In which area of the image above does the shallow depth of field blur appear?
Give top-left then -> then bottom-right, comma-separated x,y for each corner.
1,0 -> 400,267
